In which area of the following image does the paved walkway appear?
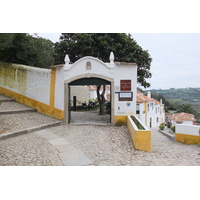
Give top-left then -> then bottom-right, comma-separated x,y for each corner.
0,124 -> 200,166
71,111 -> 110,124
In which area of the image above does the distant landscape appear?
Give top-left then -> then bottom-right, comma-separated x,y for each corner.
150,88 -> 200,114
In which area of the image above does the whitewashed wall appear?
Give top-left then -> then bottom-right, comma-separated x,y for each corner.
0,63 -> 51,105
64,56 -> 138,117
26,66 -> 51,105
55,66 -> 64,110
176,124 -> 200,136
113,63 -> 137,116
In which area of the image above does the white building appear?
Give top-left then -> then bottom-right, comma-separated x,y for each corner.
136,91 -> 165,128
88,85 -> 110,101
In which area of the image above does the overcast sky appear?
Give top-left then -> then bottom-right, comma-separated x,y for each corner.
36,33 -> 200,90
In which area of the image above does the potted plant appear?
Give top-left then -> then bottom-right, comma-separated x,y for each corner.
159,123 -> 165,130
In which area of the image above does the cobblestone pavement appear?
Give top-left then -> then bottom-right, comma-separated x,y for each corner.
0,132 -> 63,166
0,125 -> 200,166
71,111 -> 110,124
0,112 -> 61,134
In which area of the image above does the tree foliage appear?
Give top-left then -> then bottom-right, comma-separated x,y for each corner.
54,33 -> 152,88
148,92 -> 178,111
0,33 -> 54,68
177,104 -> 194,114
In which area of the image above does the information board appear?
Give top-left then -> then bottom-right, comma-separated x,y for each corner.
120,80 -> 131,91
118,92 -> 133,101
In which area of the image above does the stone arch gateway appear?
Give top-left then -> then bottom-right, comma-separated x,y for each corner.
63,52 -> 138,125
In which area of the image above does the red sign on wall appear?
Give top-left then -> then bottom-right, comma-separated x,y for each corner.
120,80 -> 131,91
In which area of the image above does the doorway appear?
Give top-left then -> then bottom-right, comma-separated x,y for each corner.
65,77 -> 113,124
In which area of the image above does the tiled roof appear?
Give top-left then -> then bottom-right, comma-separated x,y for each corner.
137,91 -> 153,102
170,112 -> 196,122
136,90 -> 163,106
154,100 -> 160,104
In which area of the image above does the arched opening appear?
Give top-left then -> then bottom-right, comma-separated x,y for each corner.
64,75 -> 114,125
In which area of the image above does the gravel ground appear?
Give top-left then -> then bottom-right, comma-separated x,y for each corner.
0,112 -> 61,134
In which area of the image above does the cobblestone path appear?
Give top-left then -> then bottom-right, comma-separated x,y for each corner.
0,125 -> 200,166
0,132 -> 63,166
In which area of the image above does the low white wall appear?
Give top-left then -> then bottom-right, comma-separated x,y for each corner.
0,62 -> 51,105
176,124 -> 200,136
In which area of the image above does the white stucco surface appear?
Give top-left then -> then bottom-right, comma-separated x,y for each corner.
54,66 -> 64,110
26,67 -> 51,105
64,56 -> 138,117
0,63 -> 51,105
176,124 -> 200,136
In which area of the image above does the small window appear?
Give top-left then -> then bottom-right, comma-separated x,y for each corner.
136,110 -> 140,114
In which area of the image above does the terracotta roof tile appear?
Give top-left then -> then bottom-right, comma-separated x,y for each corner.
170,112 -> 196,122
137,91 -> 153,102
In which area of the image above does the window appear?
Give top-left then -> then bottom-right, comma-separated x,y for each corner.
136,104 -> 140,114
157,117 -> 159,123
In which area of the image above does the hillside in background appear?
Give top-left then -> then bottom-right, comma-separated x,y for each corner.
150,88 -> 200,114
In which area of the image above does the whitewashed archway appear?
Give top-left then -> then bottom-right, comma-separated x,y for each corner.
62,53 -> 138,125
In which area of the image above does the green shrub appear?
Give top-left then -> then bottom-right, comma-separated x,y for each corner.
171,126 -> 175,133
159,123 -> 165,130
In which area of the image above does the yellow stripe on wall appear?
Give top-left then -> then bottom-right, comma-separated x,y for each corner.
50,67 -> 56,107
0,86 -> 64,120
176,133 -> 200,145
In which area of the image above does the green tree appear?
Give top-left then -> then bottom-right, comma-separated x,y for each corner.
0,33 -> 54,68
54,33 -> 152,115
54,33 -> 152,88
177,104 -> 200,120
177,104 -> 194,114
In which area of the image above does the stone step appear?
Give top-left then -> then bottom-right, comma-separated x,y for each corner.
159,129 -> 175,140
0,94 -> 14,102
0,101 -> 37,114
0,121 -> 63,140
0,112 -> 63,138
0,94 -> 63,140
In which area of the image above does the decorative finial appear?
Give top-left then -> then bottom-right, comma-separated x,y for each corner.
109,52 -> 114,64
64,54 -> 70,65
